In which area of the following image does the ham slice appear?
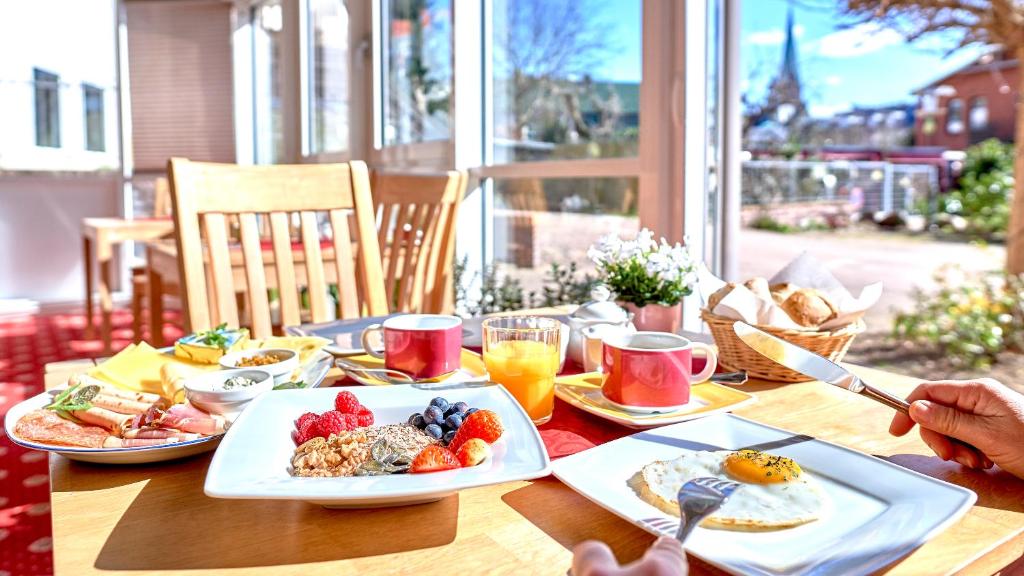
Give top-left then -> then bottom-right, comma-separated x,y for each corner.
70,374 -> 165,406
71,406 -> 134,433
123,428 -> 201,441
155,403 -> 226,435
90,393 -> 157,415
14,410 -> 113,448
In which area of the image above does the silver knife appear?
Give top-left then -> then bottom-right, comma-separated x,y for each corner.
733,321 -> 911,413
733,321 -> 983,454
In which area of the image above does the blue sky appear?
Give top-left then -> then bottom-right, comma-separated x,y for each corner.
742,0 -> 987,116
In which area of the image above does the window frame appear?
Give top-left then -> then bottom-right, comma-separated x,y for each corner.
968,95 -> 988,131
83,83 -> 106,152
34,68 -> 61,148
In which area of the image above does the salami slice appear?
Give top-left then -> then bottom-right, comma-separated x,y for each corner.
14,409 -> 112,448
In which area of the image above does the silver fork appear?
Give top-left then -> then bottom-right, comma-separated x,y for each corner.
675,477 -> 741,543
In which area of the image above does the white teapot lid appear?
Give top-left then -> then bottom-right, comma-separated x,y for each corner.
572,285 -> 629,322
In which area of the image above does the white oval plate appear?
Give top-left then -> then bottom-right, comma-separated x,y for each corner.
5,350 -> 335,464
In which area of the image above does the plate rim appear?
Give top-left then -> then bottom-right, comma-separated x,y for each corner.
550,412 -> 977,576
203,384 -> 552,501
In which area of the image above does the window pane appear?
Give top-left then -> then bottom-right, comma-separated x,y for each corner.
309,0 -> 349,154
34,68 -> 60,148
83,84 -> 105,152
491,0 -> 640,164
492,177 -> 639,298
382,0 -> 452,146
253,0 -> 286,163
969,97 -> 988,130
946,98 -> 963,134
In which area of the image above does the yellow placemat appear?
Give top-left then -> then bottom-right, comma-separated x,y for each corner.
342,349 -> 487,384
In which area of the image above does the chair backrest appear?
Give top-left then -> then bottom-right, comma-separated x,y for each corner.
153,176 -> 172,217
372,170 -> 467,314
168,158 -> 388,338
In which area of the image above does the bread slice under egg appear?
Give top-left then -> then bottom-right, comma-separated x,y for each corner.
629,458 -> 824,531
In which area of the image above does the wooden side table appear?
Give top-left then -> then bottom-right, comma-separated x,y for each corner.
82,217 -> 174,352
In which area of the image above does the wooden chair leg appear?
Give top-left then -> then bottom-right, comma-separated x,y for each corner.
131,270 -> 147,343
148,268 -> 165,348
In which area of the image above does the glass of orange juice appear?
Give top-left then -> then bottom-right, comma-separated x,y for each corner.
482,316 -> 562,425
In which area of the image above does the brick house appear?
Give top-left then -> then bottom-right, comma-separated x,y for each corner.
914,51 -> 1019,150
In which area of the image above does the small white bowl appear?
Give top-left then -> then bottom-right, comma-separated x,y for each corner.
184,368 -> 274,416
219,348 -> 299,384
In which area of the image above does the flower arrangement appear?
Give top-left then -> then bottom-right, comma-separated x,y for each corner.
587,228 -> 696,308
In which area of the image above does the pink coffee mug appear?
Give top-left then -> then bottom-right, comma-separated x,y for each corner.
360,315 -> 462,379
601,332 -> 718,412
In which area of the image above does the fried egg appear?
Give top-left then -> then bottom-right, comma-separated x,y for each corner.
630,449 -> 829,531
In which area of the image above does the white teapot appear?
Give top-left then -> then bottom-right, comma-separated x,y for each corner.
568,285 -> 636,372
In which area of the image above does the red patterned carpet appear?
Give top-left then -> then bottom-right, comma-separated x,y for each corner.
0,308 -> 183,576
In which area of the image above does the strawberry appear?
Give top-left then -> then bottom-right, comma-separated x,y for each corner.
315,410 -> 348,438
356,406 -> 374,427
410,445 -> 460,473
449,409 -> 504,452
334,390 -> 362,414
455,438 -> 491,467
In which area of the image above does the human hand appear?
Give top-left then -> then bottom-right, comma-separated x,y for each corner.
889,378 -> 1024,478
571,536 -> 687,576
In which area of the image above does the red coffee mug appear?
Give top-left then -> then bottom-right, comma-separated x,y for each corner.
360,315 -> 462,379
601,332 -> 718,412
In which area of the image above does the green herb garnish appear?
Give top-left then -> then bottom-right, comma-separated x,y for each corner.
195,323 -> 232,349
273,380 -> 306,390
46,383 -> 99,420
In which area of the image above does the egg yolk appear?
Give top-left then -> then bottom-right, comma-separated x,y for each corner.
723,450 -> 802,484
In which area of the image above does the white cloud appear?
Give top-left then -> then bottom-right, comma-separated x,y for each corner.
825,75 -> 842,86
809,103 -> 851,118
814,23 -> 904,58
746,24 -> 804,46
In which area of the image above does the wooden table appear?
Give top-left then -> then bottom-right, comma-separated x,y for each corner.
82,217 -> 174,352
41,360 -> 1024,575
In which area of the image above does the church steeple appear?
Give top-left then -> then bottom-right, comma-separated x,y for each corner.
780,6 -> 800,87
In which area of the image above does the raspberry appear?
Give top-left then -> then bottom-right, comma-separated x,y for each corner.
315,410 -> 348,438
449,410 -> 504,452
410,445 -> 460,473
356,406 -> 374,427
344,414 -> 360,430
334,390 -> 362,414
295,416 -> 319,444
296,411 -> 318,429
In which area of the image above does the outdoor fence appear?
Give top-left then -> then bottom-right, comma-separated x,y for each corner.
742,160 -> 940,217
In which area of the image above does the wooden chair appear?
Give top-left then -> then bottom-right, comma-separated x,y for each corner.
168,158 -> 388,338
372,170 -> 467,314
131,176 -> 172,341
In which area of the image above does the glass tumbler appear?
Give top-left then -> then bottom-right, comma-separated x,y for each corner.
482,316 -> 562,425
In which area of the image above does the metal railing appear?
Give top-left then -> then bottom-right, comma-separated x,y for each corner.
741,160 -> 940,215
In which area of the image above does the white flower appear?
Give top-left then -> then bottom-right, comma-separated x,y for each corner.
636,228 -> 657,253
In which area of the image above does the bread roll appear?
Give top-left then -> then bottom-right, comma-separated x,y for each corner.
781,289 -> 837,328
744,277 -> 771,301
707,283 -> 736,312
770,282 -> 799,304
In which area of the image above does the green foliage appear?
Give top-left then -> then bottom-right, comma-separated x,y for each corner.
893,267 -> 1024,368
535,262 -> 600,308
452,257 -> 600,315
750,215 -> 793,233
936,139 -> 1015,240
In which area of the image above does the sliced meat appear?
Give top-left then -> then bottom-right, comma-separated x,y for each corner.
14,409 -> 112,448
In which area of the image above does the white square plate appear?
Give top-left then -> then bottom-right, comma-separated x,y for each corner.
205,384 -> 551,507
551,414 -> 976,576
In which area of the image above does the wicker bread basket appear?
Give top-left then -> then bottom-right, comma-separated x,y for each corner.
701,310 -> 866,383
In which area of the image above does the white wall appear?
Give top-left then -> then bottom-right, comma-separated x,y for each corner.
0,0 -> 120,171
0,174 -> 120,301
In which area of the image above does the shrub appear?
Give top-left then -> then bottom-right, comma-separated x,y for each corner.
893,266 -> 1024,368
937,139 -> 1015,239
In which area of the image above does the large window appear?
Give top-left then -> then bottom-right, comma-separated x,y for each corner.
946,98 -> 964,135
381,0 -> 452,146
34,68 -> 60,148
83,83 -> 105,152
308,0 -> 350,155
491,0 -> 641,164
252,0 -> 286,163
